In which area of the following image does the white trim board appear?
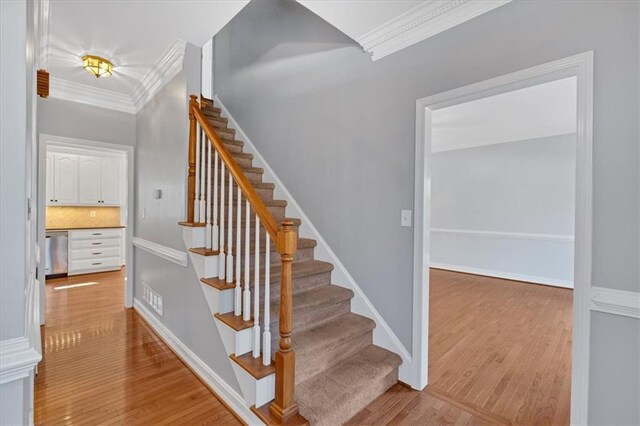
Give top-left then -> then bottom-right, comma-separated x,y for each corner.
414,52 -> 594,424
430,228 -> 574,242
590,287 -> 640,319
357,0 -> 512,61
430,263 -> 573,289
0,337 -> 41,385
133,299 -> 261,425
212,95 -> 413,385
133,237 -> 188,267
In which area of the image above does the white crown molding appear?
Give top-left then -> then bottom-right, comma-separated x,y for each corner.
49,76 -> 136,114
591,287 -> 640,319
131,39 -> 187,112
133,237 -> 188,267
0,337 -> 41,385
430,228 -> 575,242
357,0 -> 512,61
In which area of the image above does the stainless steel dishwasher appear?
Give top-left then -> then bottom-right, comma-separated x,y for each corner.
45,231 -> 68,278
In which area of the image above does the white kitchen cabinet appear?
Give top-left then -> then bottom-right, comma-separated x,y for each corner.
53,153 -> 78,204
68,228 -> 122,275
47,149 -> 123,206
77,155 -> 101,204
100,157 -> 121,205
46,152 -> 55,205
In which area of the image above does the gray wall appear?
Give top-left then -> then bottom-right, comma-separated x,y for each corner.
212,0 -> 639,423
134,43 -> 240,393
431,134 -> 576,286
38,97 -> 136,146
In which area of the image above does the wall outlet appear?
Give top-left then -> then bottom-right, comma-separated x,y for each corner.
401,210 -> 412,227
143,282 -> 163,316
90,210 -> 97,218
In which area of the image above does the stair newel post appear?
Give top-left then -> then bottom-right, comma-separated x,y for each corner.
270,220 -> 299,421
218,163 -> 226,279
187,95 -> 198,223
234,186 -> 242,316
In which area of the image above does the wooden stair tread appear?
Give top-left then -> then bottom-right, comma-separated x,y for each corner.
189,247 -> 220,256
214,312 -> 253,331
178,221 -> 205,227
200,277 -> 235,290
251,404 -> 309,426
230,353 -> 275,379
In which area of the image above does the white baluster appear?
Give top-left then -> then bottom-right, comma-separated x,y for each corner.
198,128 -> 206,223
218,163 -> 226,280
205,140 -> 212,249
234,186 -> 242,316
226,174 -> 234,283
242,200 -> 251,322
212,151 -> 219,251
252,215 -> 261,358
194,126 -> 201,221
262,233 -> 271,366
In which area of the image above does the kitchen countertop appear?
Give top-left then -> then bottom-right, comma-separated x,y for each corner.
46,226 -> 126,231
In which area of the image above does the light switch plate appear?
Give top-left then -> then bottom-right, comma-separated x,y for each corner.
401,210 -> 412,227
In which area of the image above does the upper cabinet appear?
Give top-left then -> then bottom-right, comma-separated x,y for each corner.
47,150 -> 124,206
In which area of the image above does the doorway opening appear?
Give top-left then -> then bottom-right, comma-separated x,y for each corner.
37,135 -> 135,325
412,52 -> 593,424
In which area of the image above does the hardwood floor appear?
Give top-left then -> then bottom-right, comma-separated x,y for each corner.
349,269 -> 572,425
35,269 -> 241,425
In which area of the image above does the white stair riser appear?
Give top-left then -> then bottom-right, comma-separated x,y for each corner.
231,363 -> 275,408
182,227 -> 205,248
201,285 -> 233,315
215,319 -> 253,356
190,253 -> 219,278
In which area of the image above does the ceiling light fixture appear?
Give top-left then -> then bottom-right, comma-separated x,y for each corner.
82,54 -> 113,78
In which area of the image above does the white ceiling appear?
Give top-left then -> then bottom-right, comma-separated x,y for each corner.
46,0 -> 249,95
431,77 -> 578,153
297,0 -> 512,60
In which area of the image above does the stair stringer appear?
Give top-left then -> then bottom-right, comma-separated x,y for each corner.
213,95 -> 414,385
181,226 -> 276,411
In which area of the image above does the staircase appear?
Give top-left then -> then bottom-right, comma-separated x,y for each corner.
179,95 -> 401,425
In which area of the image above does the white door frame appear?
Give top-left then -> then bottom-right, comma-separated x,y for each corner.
38,134 -> 135,319
412,51 -> 593,424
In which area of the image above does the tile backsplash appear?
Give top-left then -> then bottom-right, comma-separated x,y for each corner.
46,206 -> 121,229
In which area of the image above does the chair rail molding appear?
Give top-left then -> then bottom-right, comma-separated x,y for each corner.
133,237 -> 188,267
49,77 -> 136,114
357,0 -> 512,61
590,287 -> 640,319
431,228 -> 574,242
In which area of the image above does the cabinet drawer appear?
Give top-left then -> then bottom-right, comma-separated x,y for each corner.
70,238 -> 120,249
69,257 -> 121,275
70,228 -> 121,240
70,246 -> 120,261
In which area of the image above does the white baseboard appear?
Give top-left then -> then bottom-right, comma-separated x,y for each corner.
430,262 -> 574,289
213,96 -> 413,385
133,299 -> 262,425
590,287 -> 640,319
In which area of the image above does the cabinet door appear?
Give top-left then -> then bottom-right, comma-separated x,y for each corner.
77,156 -> 101,205
53,153 -> 78,204
46,152 -> 55,205
100,157 -> 121,205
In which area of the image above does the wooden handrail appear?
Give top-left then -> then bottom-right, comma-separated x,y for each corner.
188,95 -> 300,422
191,102 -> 280,242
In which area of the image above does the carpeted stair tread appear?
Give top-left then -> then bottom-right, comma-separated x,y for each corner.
275,285 -> 353,321
228,237 -> 316,257
295,345 -> 402,426
292,313 -> 373,357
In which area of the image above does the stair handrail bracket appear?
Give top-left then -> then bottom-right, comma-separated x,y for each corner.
186,94 -> 300,422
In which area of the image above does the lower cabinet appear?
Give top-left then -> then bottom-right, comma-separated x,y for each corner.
68,228 -> 122,275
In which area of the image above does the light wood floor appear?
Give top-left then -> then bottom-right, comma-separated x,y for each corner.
35,269 -> 241,425
348,269 -> 573,425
